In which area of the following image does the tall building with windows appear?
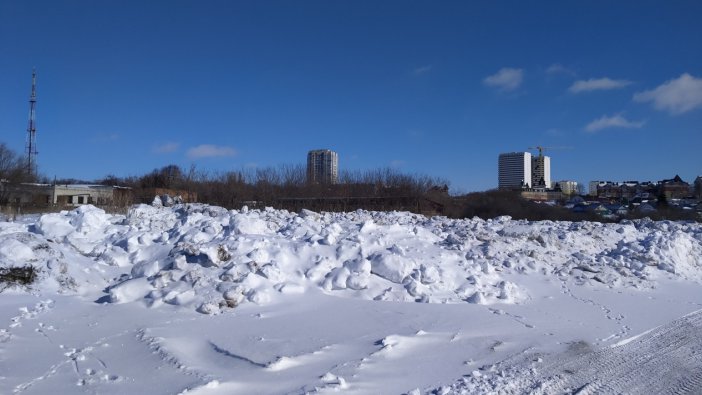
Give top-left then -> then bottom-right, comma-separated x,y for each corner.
307,149 -> 339,184
531,155 -> 551,188
498,152 -> 532,189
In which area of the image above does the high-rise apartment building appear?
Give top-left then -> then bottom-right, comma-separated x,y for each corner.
307,149 -> 339,184
498,152 -> 532,189
531,155 -> 551,188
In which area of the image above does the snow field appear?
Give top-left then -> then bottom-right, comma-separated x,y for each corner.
2,203 -> 702,394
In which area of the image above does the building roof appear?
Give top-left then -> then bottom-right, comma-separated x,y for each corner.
659,175 -> 686,184
18,183 -> 131,190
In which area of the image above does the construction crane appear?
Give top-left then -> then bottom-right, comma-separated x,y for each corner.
527,146 -> 572,158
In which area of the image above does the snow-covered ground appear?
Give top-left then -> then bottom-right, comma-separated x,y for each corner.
1,203 -> 701,394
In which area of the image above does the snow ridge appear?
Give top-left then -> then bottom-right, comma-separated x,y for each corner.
1,204 -> 701,315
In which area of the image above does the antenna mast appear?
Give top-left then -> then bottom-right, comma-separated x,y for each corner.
26,69 -> 38,176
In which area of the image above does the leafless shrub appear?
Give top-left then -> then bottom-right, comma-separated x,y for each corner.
0,266 -> 38,290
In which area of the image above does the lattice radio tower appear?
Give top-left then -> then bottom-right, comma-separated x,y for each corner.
26,68 -> 38,176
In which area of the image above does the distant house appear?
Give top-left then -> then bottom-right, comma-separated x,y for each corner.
572,202 -> 611,217
658,175 -> 691,200
595,181 -> 655,200
566,196 -> 585,205
606,204 -> 629,217
0,183 -> 132,207
637,203 -> 657,214
593,204 -> 613,218
53,184 -> 132,206
520,190 -> 563,202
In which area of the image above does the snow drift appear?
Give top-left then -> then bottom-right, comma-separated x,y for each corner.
3,203 -> 702,394
1,204 -> 701,315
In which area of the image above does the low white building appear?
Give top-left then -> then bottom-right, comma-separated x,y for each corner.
557,180 -> 579,195
588,181 -> 604,196
0,183 -> 131,206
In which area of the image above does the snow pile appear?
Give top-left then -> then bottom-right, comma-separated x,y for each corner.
0,207 -> 124,294
1,204 -> 701,314
105,205 -> 536,312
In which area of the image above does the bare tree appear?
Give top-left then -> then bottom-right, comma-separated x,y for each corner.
0,143 -> 31,183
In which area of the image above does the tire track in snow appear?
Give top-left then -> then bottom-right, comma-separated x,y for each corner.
532,309 -> 702,395
434,310 -> 702,394
668,368 -> 702,395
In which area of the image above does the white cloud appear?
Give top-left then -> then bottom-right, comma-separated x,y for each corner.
483,67 -> 523,92
411,65 -> 432,76
585,114 -> 645,133
546,63 -> 575,76
186,144 -> 237,159
633,73 -> 702,115
569,78 -> 632,93
154,142 -> 179,153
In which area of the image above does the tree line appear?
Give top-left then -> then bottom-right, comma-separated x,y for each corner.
1,142 -> 698,222
100,163 -> 449,214
0,143 -> 37,184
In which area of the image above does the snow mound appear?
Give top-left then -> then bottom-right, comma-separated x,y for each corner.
2,204 -> 702,313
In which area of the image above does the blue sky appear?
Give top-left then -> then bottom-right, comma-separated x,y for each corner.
1,1 -> 701,192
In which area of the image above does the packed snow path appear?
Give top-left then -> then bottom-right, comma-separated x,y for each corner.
438,309 -> 702,394
536,309 -> 702,395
